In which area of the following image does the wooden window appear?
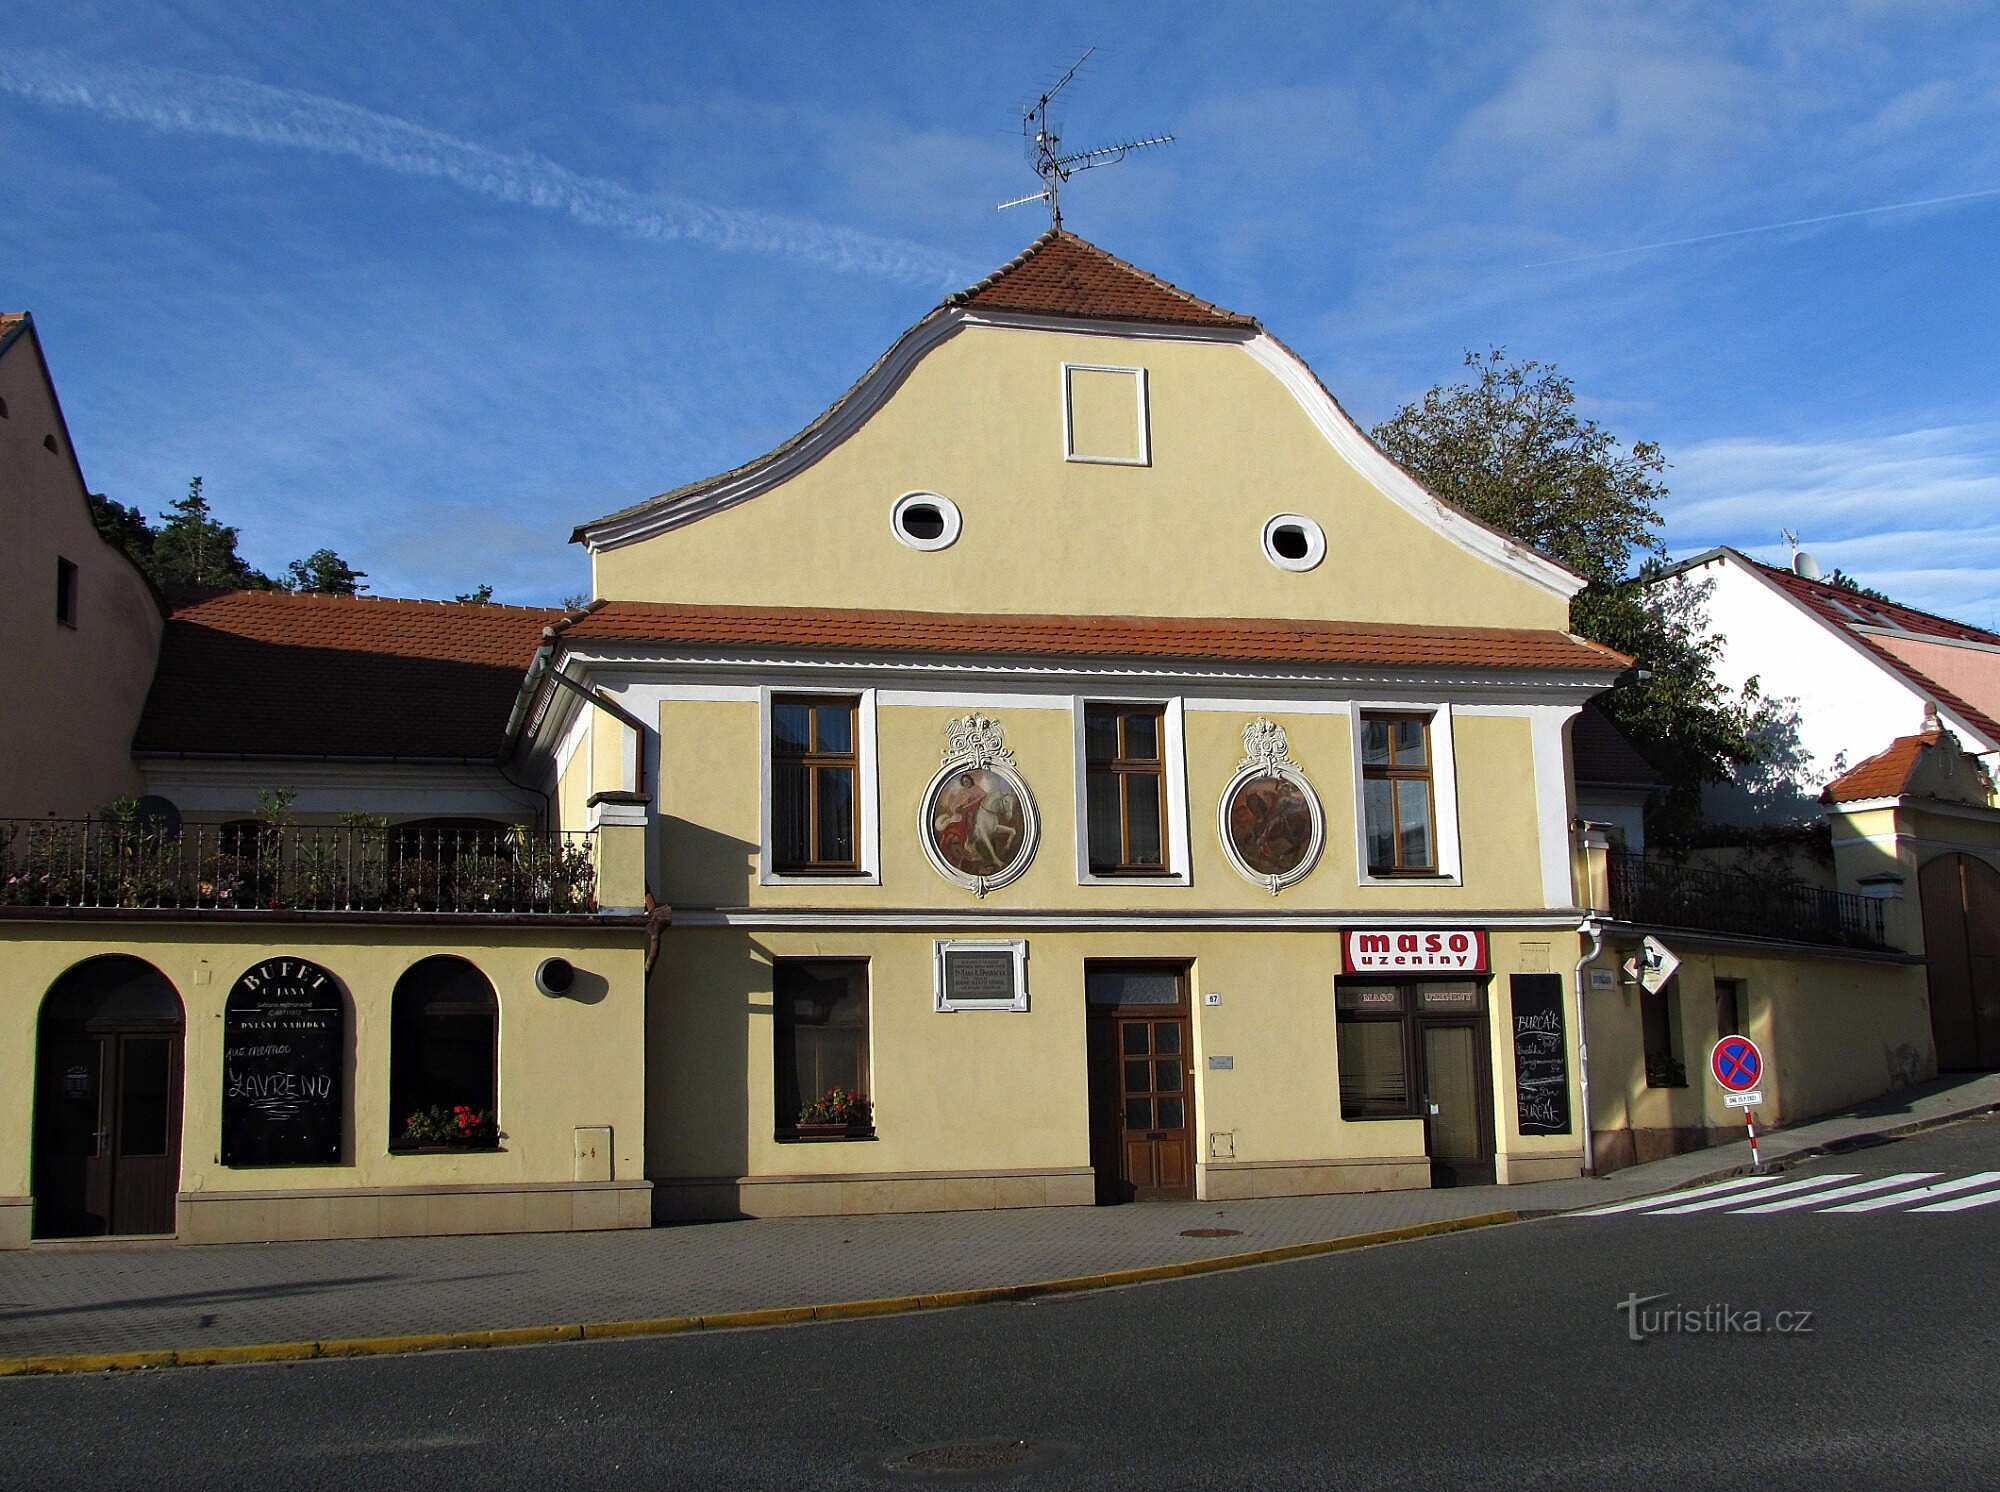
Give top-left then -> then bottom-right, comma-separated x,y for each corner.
1085,703 -> 1168,874
774,959 -> 871,1138
1360,712 -> 1435,875
771,695 -> 858,873
55,557 -> 78,627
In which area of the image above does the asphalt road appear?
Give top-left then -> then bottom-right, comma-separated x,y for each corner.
4,1113 -> 1996,1490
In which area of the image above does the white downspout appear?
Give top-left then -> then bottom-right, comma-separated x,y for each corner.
1574,916 -> 1603,1178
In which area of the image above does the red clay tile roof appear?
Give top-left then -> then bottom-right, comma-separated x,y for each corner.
1746,558 -> 2000,746
558,600 -> 1626,672
136,590 -> 562,760
947,229 -> 1259,328
1821,729 -> 1939,802
1572,703 -> 1662,786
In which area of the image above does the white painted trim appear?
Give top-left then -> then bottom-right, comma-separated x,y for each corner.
1260,512 -> 1327,573
756,686 -> 881,887
877,689 -> 1071,710
918,756 -> 1041,896
1531,705 -> 1583,908
1238,334 -> 1582,600
1061,362 -> 1151,466
676,908 -> 1582,930
1348,703 -> 1463,887
1183,697 -> 1352,715
1216,757 -> 1325,894
1071,696 -> 1191,886
1854,625 -> 2000,658
552,702 -> 591,789
932,938 -> 1030,1012
890,490 -> 962,552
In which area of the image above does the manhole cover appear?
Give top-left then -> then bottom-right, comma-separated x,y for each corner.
1179,1227 -> 1243,1238
894,1440 -> 1037,1475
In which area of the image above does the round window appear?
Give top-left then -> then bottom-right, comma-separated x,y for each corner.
892,491 -> 962,551
1261,513 -> 1326,572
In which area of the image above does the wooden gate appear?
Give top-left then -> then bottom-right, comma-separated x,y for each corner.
1920,853 -> 2000,1071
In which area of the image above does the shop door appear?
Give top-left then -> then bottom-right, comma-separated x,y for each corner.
1421,1023 -> 1494,1187
33,959 -> 185,1239
1086,964 -> 1195,1203
1920,853 -> 2000,1070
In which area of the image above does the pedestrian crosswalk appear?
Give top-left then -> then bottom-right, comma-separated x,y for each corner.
1573,1170 -> 2000,1217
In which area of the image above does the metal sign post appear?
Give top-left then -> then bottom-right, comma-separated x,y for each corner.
1710,1034 -> 1768,1174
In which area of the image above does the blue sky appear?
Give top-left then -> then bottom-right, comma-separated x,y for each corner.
5,2 -> 1998,623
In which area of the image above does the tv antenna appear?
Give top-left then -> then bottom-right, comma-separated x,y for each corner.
998,48 -> 1174,228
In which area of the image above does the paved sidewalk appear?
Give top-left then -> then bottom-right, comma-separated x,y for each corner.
3,1071 -> 1994,1366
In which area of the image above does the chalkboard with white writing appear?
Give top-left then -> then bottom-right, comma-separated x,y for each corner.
222,957 -> 344,1166
1509,973 -> 1571,1136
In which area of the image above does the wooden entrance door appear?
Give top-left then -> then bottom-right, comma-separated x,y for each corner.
33,959 -> 185,1239
1086,963 -> 1194,1203
1420,1022 -> 1495,1187
1921,853 -> 2000,1070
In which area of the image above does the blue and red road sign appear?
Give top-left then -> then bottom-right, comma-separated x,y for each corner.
1710,1035 -> 1765,1093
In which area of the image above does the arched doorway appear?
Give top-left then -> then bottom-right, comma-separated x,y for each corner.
1920,853 -> 2000,1071
33,956 -> 186,1238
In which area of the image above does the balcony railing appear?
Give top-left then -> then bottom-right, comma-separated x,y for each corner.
0,819 -> 598,915
1606,851 -> 1886,950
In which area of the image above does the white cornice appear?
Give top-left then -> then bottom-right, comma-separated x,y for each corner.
670,907 -> 1585,931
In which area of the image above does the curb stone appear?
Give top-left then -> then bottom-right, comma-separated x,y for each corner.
0,1209 -> 1518,1378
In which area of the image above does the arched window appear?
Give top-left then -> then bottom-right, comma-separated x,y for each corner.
389,957 -> 498,1150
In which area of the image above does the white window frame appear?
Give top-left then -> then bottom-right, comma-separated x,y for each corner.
1072,696 -> 1191,886
1349,702 -> 1462,886
1062,362 -> 1152,467
890,490 -> 962,552
933,938 -> 1030,1012
758,686 -> 880,886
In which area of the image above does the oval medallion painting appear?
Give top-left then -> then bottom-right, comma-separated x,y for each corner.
1227,775 -> 1314,879
921,714 -> 1040,896
931,768 -> 1027,880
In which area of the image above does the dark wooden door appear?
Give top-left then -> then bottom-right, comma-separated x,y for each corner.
34,959 -> 185,1239
1086,965 -> 1194,1203
1420,1021 -> 1495,1187
1921,853 -> 2000,1071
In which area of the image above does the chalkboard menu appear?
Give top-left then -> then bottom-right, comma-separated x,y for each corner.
1509,973 -> 1571,1136
222,957 -> 344,1166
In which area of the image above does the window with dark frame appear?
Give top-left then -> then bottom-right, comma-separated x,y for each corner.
389,956 -> 499,1150
771,695 -> 859,873
55,556 -> 77,627
774,959 -> 871,1137
1642,986 -> 1686,1087
1360,712 -> 1435,875
1084,703 -> 1168,875
1715,978 -> 1743,1041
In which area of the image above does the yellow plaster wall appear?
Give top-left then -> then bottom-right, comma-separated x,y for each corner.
1585,940 -> 1932,1159
1,921 -> 648,1216
648,927 -> 1585,1198
646,697 -> 1555,914
593,324 -> 1570,629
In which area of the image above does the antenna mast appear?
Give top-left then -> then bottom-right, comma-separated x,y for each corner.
999,48 -> 1174,227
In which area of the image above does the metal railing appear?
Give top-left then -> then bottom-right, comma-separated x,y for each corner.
1606,851 -> 1885,949
0,819 -> 598,915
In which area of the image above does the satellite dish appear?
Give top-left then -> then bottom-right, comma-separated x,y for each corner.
132,795 -> 182,836
1792,551 -> 1823,580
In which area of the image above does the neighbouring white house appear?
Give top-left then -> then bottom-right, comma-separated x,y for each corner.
1648,546 -> 2000,823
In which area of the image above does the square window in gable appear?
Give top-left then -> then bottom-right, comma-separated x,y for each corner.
1064,364 -> 1150,466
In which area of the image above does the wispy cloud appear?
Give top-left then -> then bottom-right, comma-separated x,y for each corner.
0,50 -> 973,288
1526,185 -> 2000,267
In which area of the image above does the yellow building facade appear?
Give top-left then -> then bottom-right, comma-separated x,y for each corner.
533,231 -> 1628,1217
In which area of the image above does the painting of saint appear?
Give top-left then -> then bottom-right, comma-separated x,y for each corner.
929,768 -> 1026,879
1227,774 -> 1314,879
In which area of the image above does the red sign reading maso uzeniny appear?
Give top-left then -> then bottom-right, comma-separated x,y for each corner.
1341,929 -> 1489,974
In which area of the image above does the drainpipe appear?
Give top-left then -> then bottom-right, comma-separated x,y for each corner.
1574,915 -> 1603,1178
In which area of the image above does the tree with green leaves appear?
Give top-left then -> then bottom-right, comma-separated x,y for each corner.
454,583 -> 495,604
150,477 -> 273,591
285,548 -> 368,595
1374,349 -> 1794,844
86,493 -> 157,572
